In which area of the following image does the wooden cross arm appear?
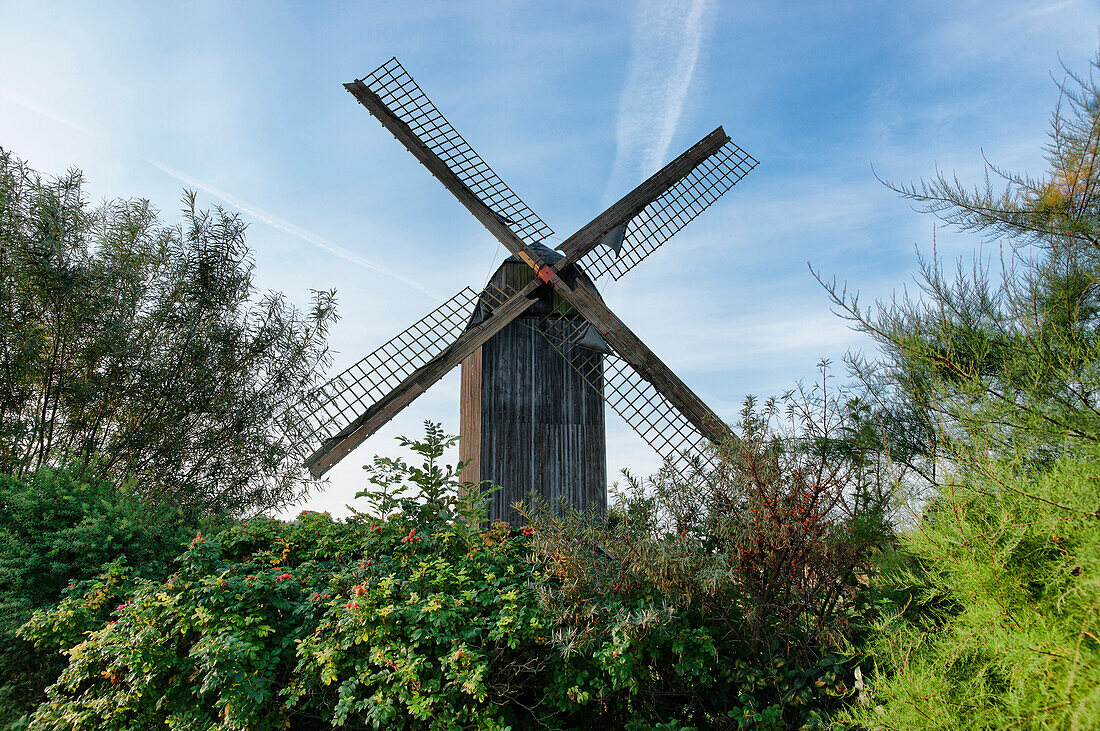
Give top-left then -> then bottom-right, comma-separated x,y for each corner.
306,280 -> 543,477
554,278 -> 732,446
345,79 -> 553,275
556,127 -> 730,269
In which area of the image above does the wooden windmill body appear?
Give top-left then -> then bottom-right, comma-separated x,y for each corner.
460,243 -> 607,523
303,58 -> 758,522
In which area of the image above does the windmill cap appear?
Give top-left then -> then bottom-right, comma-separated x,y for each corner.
503,241 -> 564,265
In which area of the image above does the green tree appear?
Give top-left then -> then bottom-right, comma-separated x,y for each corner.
0,149 -> 338,515
827,52 -> 1100,728
820,55 -> 1100,485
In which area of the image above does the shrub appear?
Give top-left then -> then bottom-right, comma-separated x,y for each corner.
521,379 -> 891,728
0,465 -> 206,725
19,424 -> 883,729
842,449 -> 1100,728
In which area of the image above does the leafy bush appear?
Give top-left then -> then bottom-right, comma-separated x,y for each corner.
19,424 -> 878,729
0,466 -> 206,725
522,379 -> 890,728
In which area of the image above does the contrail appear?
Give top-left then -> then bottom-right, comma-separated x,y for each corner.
146,159 -> 443,301
0,85 -> 96,138
0,87 -> 442,301
605,0 -> 715,202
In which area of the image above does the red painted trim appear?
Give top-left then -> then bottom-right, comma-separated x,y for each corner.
536,264 -> 557,283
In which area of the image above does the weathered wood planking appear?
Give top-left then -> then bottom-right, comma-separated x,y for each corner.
458,346 -> 483,486
460,256 -> 606,524
306,280 -> 542,477
466,317 -> 605,525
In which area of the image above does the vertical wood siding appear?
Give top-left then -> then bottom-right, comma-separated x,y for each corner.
459,259 -> 607,524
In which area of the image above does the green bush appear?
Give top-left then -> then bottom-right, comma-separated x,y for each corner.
19,426 -> 867,729
843,449 -> 1100,728
22,511 -> 857,730
522,384 -> 887,729
0,148 -> 338,515
0,465 -> 206,725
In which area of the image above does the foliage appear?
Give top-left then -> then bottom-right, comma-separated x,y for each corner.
825,50 -> 1100,728
0,465 -> 207,726
354,420 -> 492,529
0,149 -> 338,515
843,449 -> 1100,729
817,53 -> 1100,490
521,373 -> 892,729
19,425 -> 875,729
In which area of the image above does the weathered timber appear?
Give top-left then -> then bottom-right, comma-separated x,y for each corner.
313,63 -> 751,488
550,279 -> 731,446
306,280 -> 542,477
458,347 -> 482,485
345,81 -> 727,281
344,76 -> 730,459
460,252 -> 605,524
555,127 -> 729,266
344,80 -> 553,274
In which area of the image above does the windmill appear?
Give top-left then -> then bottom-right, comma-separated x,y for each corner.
303,58 -> 757,523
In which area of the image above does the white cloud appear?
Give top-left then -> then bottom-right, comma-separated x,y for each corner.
605,0 -> 716,201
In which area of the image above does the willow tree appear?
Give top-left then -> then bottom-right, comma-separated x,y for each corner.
0,150 -> 337,515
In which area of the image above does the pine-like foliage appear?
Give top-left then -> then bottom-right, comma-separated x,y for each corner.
0,150 -> 338,515
820,53 -> 1100,485
849,451 -> 1100,729
832,51 -> 1100,728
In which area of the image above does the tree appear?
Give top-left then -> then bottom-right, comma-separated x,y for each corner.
819,53 -> 1100,491
826,52 -> 1100,728
0,149 -> 338,515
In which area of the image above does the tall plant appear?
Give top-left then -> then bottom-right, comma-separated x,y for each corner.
0,150 -> 337,515
818,54 -> 1100,485
830,51 -> 1100,728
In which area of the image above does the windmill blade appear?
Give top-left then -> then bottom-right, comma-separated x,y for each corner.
554,127 -> 731,268
536,273 -> 730,451
304,286 -> 480,452
575,139 -> 757,281
304,278 -> 544,477
348,58 -> 553,249
526,314 -> 717,472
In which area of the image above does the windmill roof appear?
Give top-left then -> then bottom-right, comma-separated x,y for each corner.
503,241 -> 564,265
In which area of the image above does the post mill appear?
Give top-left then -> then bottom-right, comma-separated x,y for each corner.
302,58 -> 757,522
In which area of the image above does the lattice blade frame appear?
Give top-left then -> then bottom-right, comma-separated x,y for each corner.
525,314 -> 719,473
306,287 -> 480,448
358,58 -> 554,248
577,140 -> 758,281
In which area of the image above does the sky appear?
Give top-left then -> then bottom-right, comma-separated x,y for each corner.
1,0 -> 1097,517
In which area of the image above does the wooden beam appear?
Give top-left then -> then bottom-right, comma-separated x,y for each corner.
345,79 -> 552,274
556,127 -> 729,268
306,280 -> 542,477
552,279 -> 732,446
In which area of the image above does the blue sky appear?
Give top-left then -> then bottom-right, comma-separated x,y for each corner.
2,0 -> 1097,516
